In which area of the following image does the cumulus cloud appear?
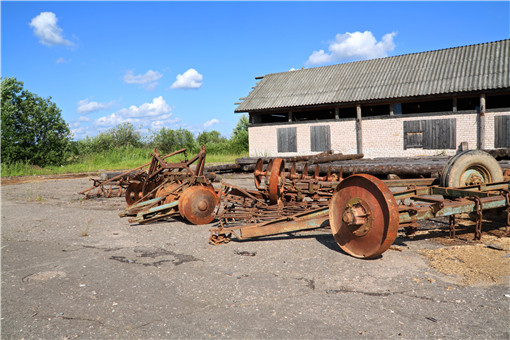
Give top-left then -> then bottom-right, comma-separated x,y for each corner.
203,118 -> 219,128
170,68 -> 203,89
77,98 -> 115,115
29,12 -> 73,46
306,31 -> 396,65
123,70 -> 163,90
95,96 -> 180,129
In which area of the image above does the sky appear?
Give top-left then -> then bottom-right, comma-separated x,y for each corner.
1,1 -> 509,141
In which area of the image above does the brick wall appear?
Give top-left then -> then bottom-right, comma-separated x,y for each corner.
248,109 -> 510,158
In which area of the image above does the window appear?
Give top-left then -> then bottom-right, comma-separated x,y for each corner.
404,119 -> 456,150
487,95 -> 510,109
402,99 -> 452,114
277,127 -> 297,152
310,125 -> 331,152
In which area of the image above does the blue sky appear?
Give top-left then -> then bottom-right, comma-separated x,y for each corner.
2,1 -> 509,140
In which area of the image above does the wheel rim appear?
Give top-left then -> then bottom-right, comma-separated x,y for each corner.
254,159 -> 264,189
156,183 -> 180,204
329,174 -> 399,259
178,186 -> 218,225
125,182 -> 143,206
268,158 -> 285,204
459,165 -> 491,186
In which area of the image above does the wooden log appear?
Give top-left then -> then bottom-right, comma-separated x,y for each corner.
484,148 -> 510,160
235,150 -> 336,165
307,153 -> 364,164
203,163 -> 241,173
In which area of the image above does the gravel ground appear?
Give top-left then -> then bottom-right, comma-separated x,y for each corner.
1,174 -> 509,339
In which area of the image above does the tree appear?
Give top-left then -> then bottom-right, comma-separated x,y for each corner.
1,77 -> 71,166
230,114 -> 249,153
150,127 -> 196,154
197,130 -> 225,146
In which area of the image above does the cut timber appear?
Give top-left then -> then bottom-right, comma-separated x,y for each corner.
307,153 -> 363,164
484,148 -> 510,160
203,163 -> 241,174
235,151 -> 363,166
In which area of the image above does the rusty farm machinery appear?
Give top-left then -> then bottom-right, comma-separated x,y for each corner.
210,150 -> 510,258
80,147 -> 509,259
80,147 -> 219,225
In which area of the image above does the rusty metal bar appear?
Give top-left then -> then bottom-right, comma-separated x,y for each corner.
79,148 -> 187,195
398,196 -> 507,224
128,200 -> 179,224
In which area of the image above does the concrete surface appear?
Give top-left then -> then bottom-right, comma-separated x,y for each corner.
1,175 -> 509,339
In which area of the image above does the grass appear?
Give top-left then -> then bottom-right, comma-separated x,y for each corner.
1,148 -> 248,177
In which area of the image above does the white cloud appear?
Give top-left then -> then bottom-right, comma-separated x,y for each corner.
56,57 -> 70,64
77,98 -> 115,115
306,31 -> 396,65
123,70 -> 162,90
29,12 -> 73,46
78,116 -> 90,122
95,96 -> 180,129
203,118 -> 219,128
170,68 -> 203,89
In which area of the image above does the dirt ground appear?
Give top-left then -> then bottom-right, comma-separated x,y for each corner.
1,174 -> 509,339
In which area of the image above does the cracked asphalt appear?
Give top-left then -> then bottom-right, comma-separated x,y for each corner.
1,174 -> 509,339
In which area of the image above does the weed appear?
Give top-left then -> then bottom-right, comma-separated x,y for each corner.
81,227 -> 89,237
2,149 -> 248,177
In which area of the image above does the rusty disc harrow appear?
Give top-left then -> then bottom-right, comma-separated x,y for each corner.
178,186 -> 219,225
125,181 -> 144,206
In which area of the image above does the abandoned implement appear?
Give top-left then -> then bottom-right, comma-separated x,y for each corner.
210,151 -> 509,258
119,147 -> 218,225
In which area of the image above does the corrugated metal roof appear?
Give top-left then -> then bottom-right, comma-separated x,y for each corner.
235,39 -> 510,113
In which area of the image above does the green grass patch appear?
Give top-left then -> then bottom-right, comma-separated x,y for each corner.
1,148 -> 248,177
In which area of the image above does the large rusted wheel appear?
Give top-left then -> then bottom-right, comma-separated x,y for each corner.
254,158 -> 265,189
156,183 -> 180,205
329,174 -> 399,259
178,186 -> 219,225
268,158 -> 285,204
125,181 -> 144,206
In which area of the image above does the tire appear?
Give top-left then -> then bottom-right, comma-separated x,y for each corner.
439,150 -> 470,187
440,150 -> 503,187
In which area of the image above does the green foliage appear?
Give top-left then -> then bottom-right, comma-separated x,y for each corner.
149,127 -> 196,154
72,122 -> 143,155
1,77 -> 71,166
230,114 -> 249,153
1,86 -> 252,176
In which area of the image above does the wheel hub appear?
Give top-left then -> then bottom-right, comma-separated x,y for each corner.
197,199 -> 208,211
342,198 -> 371,237
462,169 -> 485,186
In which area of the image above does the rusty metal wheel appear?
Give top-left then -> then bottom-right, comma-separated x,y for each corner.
268,158 -> 285,204
178,186 -> 219,225
125,181 -> 144,206
156,183 -> 180,204
329,174 -> 399,259
254,158 -> 265,189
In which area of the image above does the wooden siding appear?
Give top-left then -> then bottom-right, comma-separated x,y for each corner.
404,118 -> 456,150
495,115 -> 510,148
277,127 -> 297,152
310,125 -> 331,152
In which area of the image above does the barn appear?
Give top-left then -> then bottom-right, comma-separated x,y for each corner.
235,39 -> 510,158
